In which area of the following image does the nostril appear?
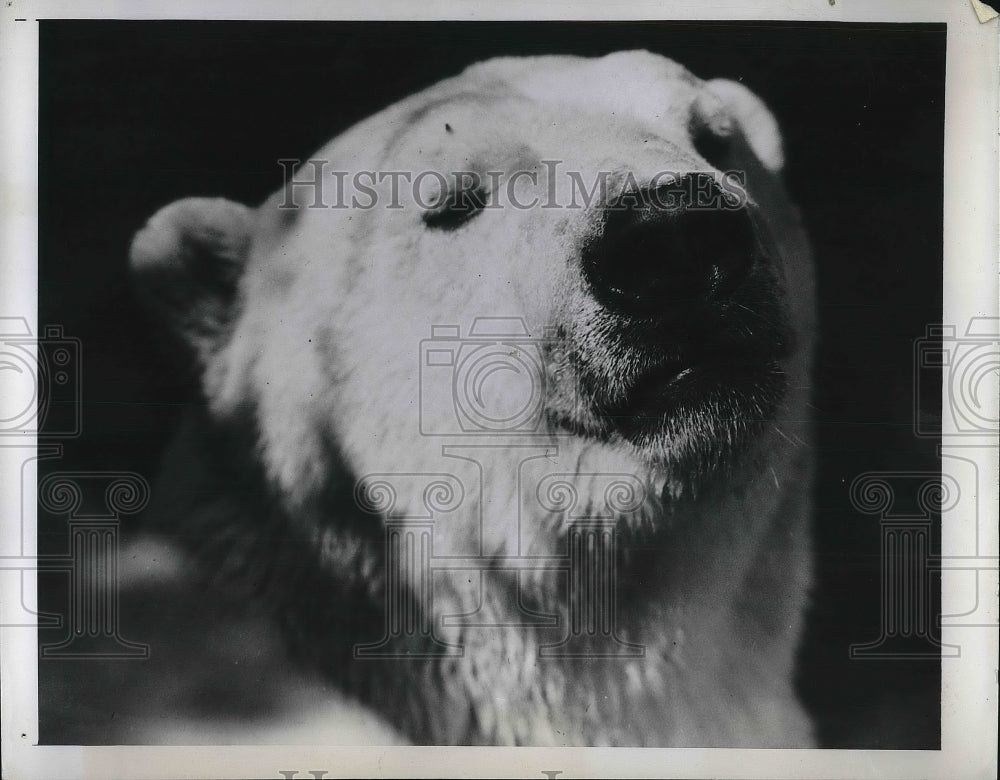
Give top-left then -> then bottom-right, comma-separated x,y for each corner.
677,208 -> 756,300
582,178 -> 758,317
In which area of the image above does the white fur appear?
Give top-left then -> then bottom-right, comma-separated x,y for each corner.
132,51 -> 816,746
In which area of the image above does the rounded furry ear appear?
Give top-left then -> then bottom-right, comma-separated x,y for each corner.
691,79 -> 784,173
129,197 -> 252,370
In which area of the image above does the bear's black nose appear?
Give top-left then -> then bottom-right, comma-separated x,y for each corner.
582,175 -> 758,317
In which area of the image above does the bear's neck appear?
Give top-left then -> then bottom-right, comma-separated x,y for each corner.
271,444 -> 812,746
167,411 -> 812,746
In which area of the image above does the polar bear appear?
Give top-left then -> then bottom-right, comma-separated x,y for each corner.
130,50 -> 816,747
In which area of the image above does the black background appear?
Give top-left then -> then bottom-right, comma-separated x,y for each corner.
37,20 -> 944,748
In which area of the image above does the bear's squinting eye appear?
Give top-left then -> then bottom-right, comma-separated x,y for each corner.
422,184 -> 490,231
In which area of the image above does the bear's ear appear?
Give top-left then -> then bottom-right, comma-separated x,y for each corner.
129,197 -> 253,370
690,79 -> 784,173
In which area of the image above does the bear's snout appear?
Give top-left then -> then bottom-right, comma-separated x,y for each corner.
581,176 -> 759,318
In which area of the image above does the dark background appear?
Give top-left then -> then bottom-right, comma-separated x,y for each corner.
37,20 -> 945,748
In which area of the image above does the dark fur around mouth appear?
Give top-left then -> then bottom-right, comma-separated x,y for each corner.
612,355 -> 788,449
599,328 -> 790,475
560,264 -> 795,477
607,317 -> 791,416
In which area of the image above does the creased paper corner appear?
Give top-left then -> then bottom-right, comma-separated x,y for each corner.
971,0 -> 999,23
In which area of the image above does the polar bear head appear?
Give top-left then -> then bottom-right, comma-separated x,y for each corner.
132,51 -> 813,519
130,50 -> 816,746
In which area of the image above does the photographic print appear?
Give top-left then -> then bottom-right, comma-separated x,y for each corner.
1,3 -> 996,779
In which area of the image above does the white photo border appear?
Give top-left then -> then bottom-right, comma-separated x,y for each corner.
1,1 -> 996,778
